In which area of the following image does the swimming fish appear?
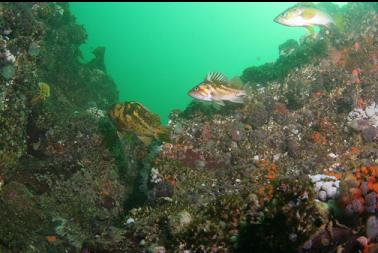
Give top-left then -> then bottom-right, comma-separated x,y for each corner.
109,101 -> 170,145
274,6 -> 335,28
188,72 -> 246,106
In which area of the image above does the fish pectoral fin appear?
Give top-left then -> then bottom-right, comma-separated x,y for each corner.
157,126 -> 171,143
138,135 -> 153,146
238,90 -> 247,96
212,102 -> 222,110
305,26 -> 316,37
229,96 -> 244,104
214,100 -> 225,106
116,131 -> 123,140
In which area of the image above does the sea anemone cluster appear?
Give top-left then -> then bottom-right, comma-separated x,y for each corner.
347,102 -> 378,142
336,163 -> 378,216
309,174 -> 340,202
86,105 -> 106,119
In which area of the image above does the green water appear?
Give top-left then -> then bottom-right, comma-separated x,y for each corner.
69,2 -> 343,124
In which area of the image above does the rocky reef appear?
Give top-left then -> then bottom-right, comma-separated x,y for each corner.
0,3 -> 130,252
1,2 -> 378,253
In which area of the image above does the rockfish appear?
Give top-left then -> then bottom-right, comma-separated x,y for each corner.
188,72 -> 246,106
274,6 -> 335,28
109,101 -> 170,145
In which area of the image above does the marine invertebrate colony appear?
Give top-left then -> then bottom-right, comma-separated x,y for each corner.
309,174 -> 339,202
30,82 -> 51,105
347,102 -> 378,131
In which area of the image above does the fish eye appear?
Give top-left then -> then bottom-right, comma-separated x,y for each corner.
194,87 -> 199,91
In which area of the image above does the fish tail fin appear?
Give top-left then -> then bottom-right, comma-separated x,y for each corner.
157,126 -> 171,143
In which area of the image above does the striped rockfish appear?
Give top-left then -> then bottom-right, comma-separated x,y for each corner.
188,72 -> 246,106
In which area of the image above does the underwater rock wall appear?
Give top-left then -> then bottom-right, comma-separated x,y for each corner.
118,2 -> 378,253
1,2 -> 378,253
0,2 -> 42,169
0,3 -> 135,252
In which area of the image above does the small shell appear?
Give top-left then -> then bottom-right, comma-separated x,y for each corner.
318,190 -> 327,201
326,186 -> 337,198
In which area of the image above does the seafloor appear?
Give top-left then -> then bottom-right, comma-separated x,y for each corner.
0,2 -> 378,253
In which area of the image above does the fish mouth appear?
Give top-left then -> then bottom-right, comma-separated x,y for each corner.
188,92 -> 202,100
273,15 -> 293,27
188,91 -> 195,97
273,15 -> 282,24
188,91 -> 200,100
188,91 -> 210,101
273,18 -> 294,27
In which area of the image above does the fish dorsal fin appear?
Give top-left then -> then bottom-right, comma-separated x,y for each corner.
301,8 -> 317,20
131,101 -> 151,113
205,72 -> 228,84
297,2 -> 316,8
